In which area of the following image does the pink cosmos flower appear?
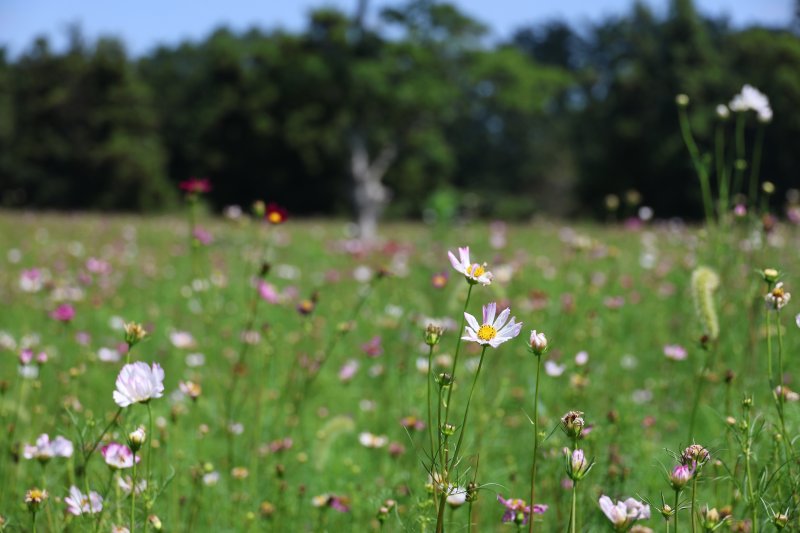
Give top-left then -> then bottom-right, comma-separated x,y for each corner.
179,177 -> 211,194
192,227 -> 213,246
497,495 -> 548,525
65,485 -> 103,515
113,362 -> 165,407
101,442 -> 139,469
258,281 -> 281,303
23,434 -> 74,462
361,336 -> 383,357
51,303 -> 75,323
448,246 -> 493,285
663,344 -> 688,361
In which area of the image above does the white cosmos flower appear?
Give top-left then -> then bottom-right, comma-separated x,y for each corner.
448,246 -> 493,285
113,362 -> 165,407
462,302 -> 522,348
358,432 -> 388,448
598,495 -> 650,531
65,485 -> 103,515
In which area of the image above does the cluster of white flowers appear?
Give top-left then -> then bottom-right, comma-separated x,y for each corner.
728,84 -> 772,123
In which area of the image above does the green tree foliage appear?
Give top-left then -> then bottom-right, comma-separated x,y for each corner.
4,32 -> 175,210
0,0 -> 797,219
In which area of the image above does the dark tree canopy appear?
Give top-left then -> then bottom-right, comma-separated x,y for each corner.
0,0 -> 797,220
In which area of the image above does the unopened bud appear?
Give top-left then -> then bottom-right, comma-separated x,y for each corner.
425,324 -> 444,347
128,426 -> 146,453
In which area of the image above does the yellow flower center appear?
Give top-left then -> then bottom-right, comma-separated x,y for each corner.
773,287 -> 784,298
466,264 -> 485,278
268,212 -> 283,224
477,324 -> 496,341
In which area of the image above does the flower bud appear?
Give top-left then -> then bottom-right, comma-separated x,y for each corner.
436,373 -> 453,387
700,506 -> 720,529
675,94 -> 690,107
425,324 -> 444,347
148,515 -> 163,530
529,330 -> 548,356
772,512 -> 789,529
128,426 -> 147,453
566,449 -> 593,481
762,268 -> 780,284
441,423 -> 456,437
668,464 -> 692,490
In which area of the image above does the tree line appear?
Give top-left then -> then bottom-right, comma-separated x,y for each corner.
0,0 -> 798,220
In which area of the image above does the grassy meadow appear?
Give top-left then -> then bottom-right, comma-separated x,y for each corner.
0,209 -> 798,532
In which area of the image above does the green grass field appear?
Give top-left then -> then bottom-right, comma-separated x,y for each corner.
0,210 -> 798,532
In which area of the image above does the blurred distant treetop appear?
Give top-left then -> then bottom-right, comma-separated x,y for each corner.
0,0 -> 797,220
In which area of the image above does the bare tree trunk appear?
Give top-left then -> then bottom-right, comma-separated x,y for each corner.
350,134 -> 396,243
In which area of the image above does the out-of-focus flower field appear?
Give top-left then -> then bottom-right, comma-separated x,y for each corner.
0,209 -> 798,532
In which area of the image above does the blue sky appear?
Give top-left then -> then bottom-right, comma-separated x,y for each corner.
1,0 -> 792,57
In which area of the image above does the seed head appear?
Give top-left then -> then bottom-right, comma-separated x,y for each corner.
561,411 -> 585,439
123,322 -> 147,348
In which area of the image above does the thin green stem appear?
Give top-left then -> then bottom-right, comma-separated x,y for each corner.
744,404 -> 758,533
131,451 -> 137,533
715,122 -> 729,226
147,402 -> 154,486
449,345 -> 488,471
687,350 -> 710,442
776,310 -> 794,461
748,125 -> 765,211
94,468 -> 116,533
528,353 -> 542,533
731,115 -> 746,198
678,107 -> 714,226
441,283 -> 474,433
427,343 -> 436,473
674,490 -> 680,532
569,482 -> 578,533
690,476 -> 697,533
83,408 -> 124,466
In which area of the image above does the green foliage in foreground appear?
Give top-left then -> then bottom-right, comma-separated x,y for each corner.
0,211 -> 798,531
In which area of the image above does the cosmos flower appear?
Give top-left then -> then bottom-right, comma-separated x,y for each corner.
23,434 -> 74,462
51,303 -> 75,323
598,495 -> 650,531
113,362 -> 165,407
101,442 -> 139,470
448,246 -> 493,285
358,432 -> 388,449
497,495 -> 548,526
179,177 -> 211,194
765,283 -> 791,311
64,486 -> 103,515
663,344 -> 688,361
265,203 -> 288,225
169,331 -> 196,349
118,476 -> 147,496
462,302 -> 522,348
25,488 -> 48,510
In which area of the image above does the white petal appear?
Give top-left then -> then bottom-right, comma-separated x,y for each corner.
493,307 -> 510,329
464,312 -> 480,332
